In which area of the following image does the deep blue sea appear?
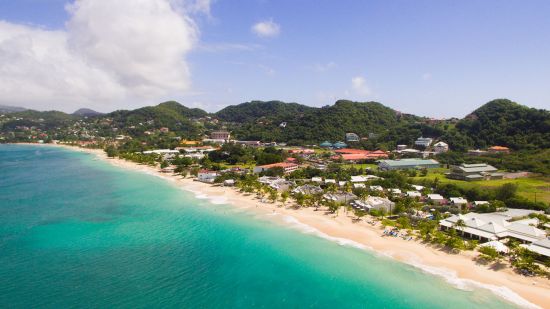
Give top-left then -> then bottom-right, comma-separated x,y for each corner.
0,145 -> 521,308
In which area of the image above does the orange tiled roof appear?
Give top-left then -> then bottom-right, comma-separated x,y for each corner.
489,146 -> 509,150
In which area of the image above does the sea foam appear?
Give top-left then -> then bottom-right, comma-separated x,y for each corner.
281,214 -> 540,309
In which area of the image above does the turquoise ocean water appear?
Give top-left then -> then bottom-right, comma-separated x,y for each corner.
0,145 -> 521,308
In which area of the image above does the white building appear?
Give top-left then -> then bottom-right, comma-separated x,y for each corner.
440,210 -> 546,243
350,175 -> 380,182
449,197 -> 468,206
198,170 -> 219,183
427,194 -> 446,205
433,141 -> 449,153
406,191 -> 422,198
521,239 -> 550,258
415,137 -> 433,147
353,196 -> 395,213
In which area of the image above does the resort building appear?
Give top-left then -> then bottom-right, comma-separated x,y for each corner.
406,191 -> 422,198
446,163 -> 503,181
433,141 -> 449,153
345,133 -> 360,142
378,158 -> 440,170
198,170 -> 220,183
253,162 -> 300,174
210,131 -> 231,140
350,175 -> 380,182
449,197 -> 468,209
323,193 -> 357,204
293,184 -> 323,195
353,196 -> 395,213
427,194 -> 446,205
439,210 -> 547,243
258,176 -> 294,191
521,239 -> 550,258
414,137 -> 433,148
488,146 -> 510,154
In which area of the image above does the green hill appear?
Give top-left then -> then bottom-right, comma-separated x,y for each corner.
107,101 -> 208,137
456,99 -> 550,150
221,100 -> 419,145
216,100 -> 314,123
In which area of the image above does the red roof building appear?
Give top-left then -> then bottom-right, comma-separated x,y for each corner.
253,162 -> 299,174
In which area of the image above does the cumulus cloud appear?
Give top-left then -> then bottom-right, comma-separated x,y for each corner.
351,76 -> 371,97
251,19 -> 280,38
0,0 -> 201,112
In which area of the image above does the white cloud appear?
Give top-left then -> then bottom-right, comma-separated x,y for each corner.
251,19 -> 280,38
351,76 -> 371,97
0,0 -> 202,112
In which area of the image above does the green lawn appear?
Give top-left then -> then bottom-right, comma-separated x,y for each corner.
341,163 -> 379,170
412,169 -> 550,203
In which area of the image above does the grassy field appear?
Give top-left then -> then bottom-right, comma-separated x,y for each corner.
341,163 -> 379,170
412,169 -> 550,203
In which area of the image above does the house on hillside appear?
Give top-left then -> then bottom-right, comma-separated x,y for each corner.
433,141 -> 449,153
415,137 -> 433,148
488,146 -> 510,154
345,133 -> 360,142
447,163 -> 504,181
210,131 -> 230,140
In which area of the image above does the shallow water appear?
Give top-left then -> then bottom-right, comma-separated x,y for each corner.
0,145 -> 520,308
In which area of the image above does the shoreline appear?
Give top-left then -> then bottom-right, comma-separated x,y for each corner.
14,143 -> 550,308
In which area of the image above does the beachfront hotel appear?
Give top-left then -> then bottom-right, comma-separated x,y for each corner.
439,209 -> 547,244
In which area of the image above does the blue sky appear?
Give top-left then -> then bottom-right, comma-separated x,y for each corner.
0,0 -> 549,117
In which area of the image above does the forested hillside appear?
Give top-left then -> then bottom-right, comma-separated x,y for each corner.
456,99 -> 550,150
1,99 -> 549,153
224,100 -> 420,145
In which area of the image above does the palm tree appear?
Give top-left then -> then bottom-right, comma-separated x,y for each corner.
454,219 -> 466,236
280,191 -> 289,207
